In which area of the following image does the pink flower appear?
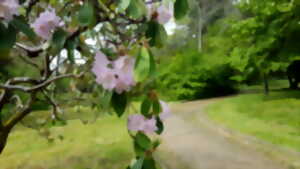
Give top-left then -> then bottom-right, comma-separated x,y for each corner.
128,114 -> 145,132
91,51 -> 136,94
127,114 -> 158,134
91,52 -> 117,90
142,117 -> 158,134
0,0 -> 19,21
147,4 -> 173,24
31,8 -> 62,40
156,5 -> 172,25
113,56 -> 136,93
159,100 -> 171,121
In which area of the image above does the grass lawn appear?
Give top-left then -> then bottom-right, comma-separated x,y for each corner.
206,90 -> 300,152
0,113 -> 134,169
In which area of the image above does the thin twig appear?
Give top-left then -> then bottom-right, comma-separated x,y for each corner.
0,72 -> 85,92
18,54 -> 40,69
42,90 -> 62,121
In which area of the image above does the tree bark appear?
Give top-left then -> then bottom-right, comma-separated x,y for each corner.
198,5 -> 203,52
0,129 -> 9,154
263,73 -> 269,95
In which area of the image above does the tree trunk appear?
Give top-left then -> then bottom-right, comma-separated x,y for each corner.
198,6 -> 203,52
0,129 -> 9,154
263,73 -> 269,95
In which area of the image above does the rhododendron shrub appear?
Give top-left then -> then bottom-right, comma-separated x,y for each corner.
0,0 -> 188,168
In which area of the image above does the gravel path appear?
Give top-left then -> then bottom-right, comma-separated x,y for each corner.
157,99 -> 288,169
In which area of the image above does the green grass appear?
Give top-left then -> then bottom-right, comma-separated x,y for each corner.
0,114 -> 134,169
206,90 -> 300,152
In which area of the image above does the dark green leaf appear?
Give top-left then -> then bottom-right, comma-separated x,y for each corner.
78,2 -> 95,27
0,23 -> 16,49
10,16 -> 36,40
141,97 -> 152,116
135,132 -> 152,150
142,157 -> 156,169
155,117 -> 164,135
111,92 -> 127,117
146,21 -> 168,48
66,38 -> 79,64
174,0 -> 189,20
51,28 -> 68,55
31,101 -> 50,111
0,22 -> 17,58
152,99 -> 161,115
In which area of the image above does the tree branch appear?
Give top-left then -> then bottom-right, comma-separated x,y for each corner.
4,93 -> 36,130
15,43 -> 43,57
0,72 -> 85,92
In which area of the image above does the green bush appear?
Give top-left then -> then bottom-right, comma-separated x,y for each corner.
158,46 -> 238,100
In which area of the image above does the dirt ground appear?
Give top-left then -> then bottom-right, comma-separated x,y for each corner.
156,99 -> 288,169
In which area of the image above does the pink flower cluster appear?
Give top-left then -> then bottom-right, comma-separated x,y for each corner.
128,114 -> 158,134
31,8 -> 63,40
0,0 -> 19,21
127,101 -> 171,134
156,5 -> 173,25
91,51 -> 136,94
148,4 -> 173,25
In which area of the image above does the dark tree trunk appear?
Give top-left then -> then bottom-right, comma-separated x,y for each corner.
0,129 -> 9,154
263,73 -> 269,95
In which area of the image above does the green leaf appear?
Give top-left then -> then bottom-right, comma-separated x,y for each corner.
51,28 -> 68,55
10,16 -> 36,40
131,158 -> 144,169
135,47 -> 151,81
142,157 -> 156,169
152,140 -> 161,149
126,0 -> 146,19
146,21 -> 168,48
155,117 -> 164,135
148,49 -> 157,78
111,92 -> 127,117
99,90 -> 113,112
118,0 -> 131,12
134,141 -> 146,157
174,0 -> 189,20
141,97 -> 152,116
277,3 -> 292,12
135,132 -> 152,150
78,2 -> 95,27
